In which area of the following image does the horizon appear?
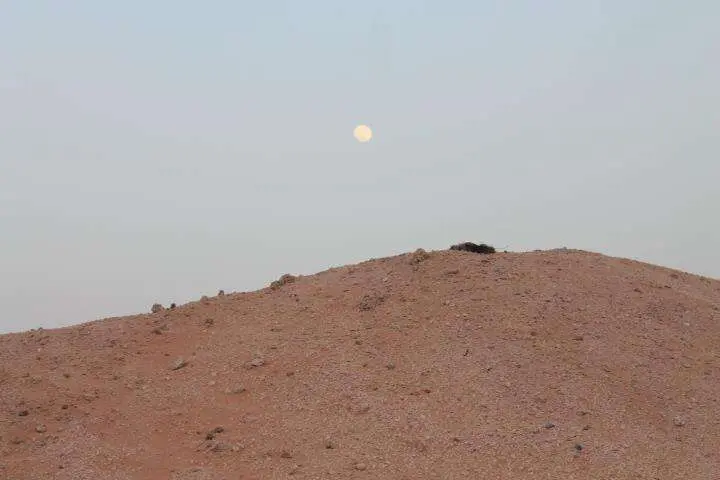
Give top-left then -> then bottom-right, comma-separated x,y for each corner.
2,1 -> 719,334
0,245 -> 715,335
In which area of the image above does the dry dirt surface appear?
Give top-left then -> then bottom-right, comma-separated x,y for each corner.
2,248 -> 720,479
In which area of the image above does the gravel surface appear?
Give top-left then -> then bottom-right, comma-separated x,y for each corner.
1,248 -> 719,479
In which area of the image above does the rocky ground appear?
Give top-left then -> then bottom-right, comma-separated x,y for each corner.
1,247 -> 719,479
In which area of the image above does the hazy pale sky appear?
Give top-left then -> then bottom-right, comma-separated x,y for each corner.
1,1 -> 719,333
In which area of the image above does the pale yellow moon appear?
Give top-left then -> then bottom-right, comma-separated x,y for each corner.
353,124 -> 373,143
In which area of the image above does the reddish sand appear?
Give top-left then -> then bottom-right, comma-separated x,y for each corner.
1,248 -> 719,479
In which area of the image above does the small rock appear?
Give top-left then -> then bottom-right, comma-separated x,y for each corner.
409,248 -> 431,265
574,443 -> 584,452
270,274 -> 297,290
280,450 -> 293,458
200,295 -> 209,303
324,438 -> 336,449
206,426 -> 224,440
151,303 -> 165,314
218,290 -> 225,296
226,387 -> 246,394
170,303 -> 177,309
386,362 -> 396,370
35,425 -> 47,433
249,358 -> 265,368
358,293 -> 386,311
544,421 -> 556,429
354,462 -> 367,471
673,416 -> 686,427
18,410 -> 29,417
171,358 -> 188,371
209,441 -> 232,453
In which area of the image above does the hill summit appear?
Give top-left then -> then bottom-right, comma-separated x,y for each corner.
1,247 -> 719,479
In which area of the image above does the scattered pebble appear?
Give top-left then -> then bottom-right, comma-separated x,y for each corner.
209,442 -> 233,453
35,425 -> 47,433
206,426 -> 224,440
218,290 -> 225,296
409,248 -> 431,265
324,438 -> 336,449
358,293 -> 386,311
18,410 -> 29,417
544,421 -> 556,429
271,274 -> 297,290
673,416 -> 686,427
280,450 -> 293,458
151,303 -> 164,314
171,358 -> 188,371
355,462 -> 367,471
249,358 -> 265,368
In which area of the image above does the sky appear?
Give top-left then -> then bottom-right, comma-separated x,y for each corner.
1,1 -> 719,334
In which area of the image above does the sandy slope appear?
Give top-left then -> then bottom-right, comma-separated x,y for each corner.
1,248 -> 719,479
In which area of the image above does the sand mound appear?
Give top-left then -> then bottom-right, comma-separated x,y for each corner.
1,248 -> 719,479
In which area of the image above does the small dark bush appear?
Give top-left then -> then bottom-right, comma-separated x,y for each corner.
449,242 -> 496,254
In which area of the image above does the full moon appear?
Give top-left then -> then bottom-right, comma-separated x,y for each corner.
353,125 -> 373,143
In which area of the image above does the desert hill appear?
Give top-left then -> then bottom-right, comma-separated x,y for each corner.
1,247 -> 719,479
